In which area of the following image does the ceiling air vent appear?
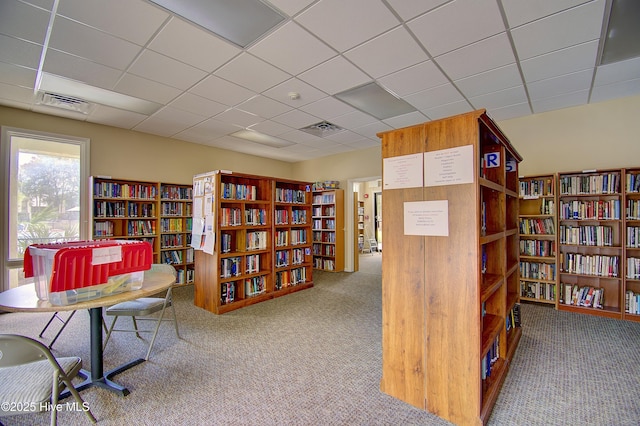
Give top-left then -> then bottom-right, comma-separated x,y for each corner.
37,91 -> 92,114
300,121 -> 345,137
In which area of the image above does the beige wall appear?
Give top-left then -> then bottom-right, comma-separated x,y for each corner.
500,94 -> 640,176
0,106 -> 293,185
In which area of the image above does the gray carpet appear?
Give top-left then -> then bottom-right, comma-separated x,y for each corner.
1,253 -> 639,426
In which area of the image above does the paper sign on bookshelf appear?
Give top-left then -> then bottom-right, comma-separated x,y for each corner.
383,153 -> 423,189
424,145 -> 474,187
403,200 -> 449,236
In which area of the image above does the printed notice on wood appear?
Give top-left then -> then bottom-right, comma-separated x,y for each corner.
383,153 -> 423,189
404,200 -> 449,236
424,145 -> 474,187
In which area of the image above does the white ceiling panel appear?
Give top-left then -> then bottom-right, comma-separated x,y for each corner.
408,0 -> 505,57
0,0 -> 638,162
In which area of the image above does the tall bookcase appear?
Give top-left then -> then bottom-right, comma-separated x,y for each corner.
378,110 -> 522,425
160,183 -> 194,285
624,168 -> 640,322
557,169 -> 623,319
91,177 -> 194,287
192,171 -> 313,314
312,189 -> 344,272
357,199 -> 365,252
518,174 -> 558,305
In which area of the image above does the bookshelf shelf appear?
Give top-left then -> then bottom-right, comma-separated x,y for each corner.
192,171 -> 313,314
378,110 -> 522,425
312,189 -> 344,272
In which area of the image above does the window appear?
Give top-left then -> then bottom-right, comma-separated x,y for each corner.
1,127 -> 90,291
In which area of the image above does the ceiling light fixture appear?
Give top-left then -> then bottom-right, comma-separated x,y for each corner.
36,73 -> 162,115
148,0 -> 286,48
335,82 -> 416,120
231,129 -> 294,148
600,0 -> 640,65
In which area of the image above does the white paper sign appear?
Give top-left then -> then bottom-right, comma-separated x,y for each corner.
404,200 -> 449,236
425,145 -> 474,187
383,153 -> 423,189
92,246 -> 122,265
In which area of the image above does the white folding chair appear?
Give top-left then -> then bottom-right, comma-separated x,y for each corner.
0,334 -> 97,426
103,264 -> 179,360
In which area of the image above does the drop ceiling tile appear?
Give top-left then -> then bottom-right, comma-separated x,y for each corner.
87,104 -> 147,129
511,0 -> 605,60
352,121 -> 393,139
591,78 -> 640,103
236,95 -> 292,119
129,49 -> 207,90
298,56 -> 370,95
272,109 -> 320,129
0,81 -> 36,104
300,97 -> 355,119
423,100 -> 473,120
0,34 -> 44,69
214,108 -> 262,127
594,57 -> 640,86
182,118 -> 242,139
248,120 -> 293,136
486,102 -> 531,121
168,92 -> 228,117
295,0 -> 399,52
345,138 -> 380,149
190,75 -> 255,106
528,69 -> 593,100
378,60 -> 449,97
43,50 -> 123,89
0,62 -> 36,87
49,17 -> 142,70
279,129 -> 325,145
57,0 -> 168,45
249,22 -> 336,75
215,53 -> 290,93
32,103 -> 90,120
266,0 -> 316,17
344,27 -> 428,79
520,40 -> 598,83
469,85 -> 527,110
435,32 -> 516,81
262,78 -> 327,107
116,73 -> 182,104
383,111 -> 429,128
407,0 -> 504,56
532,89 -> 589,113
134,106 -> 206,136
323,129 -> 362,143
455,64 -> 522,98
385,0 -> 449,20
149,17 -> 241,73
331,110 -> 378,129
19,0 -> 54,9
1,0 -> 49,44
405,83 -> 464,111
501,0 -> 592,28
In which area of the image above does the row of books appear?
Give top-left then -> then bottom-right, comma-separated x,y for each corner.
312,194 -> 335,204
94,201 -> 156,218
519,217 -> 555,235
94,182 -> 158,199
626,200 -> 640,219
563,284 -> 604,308
275,267 -> 307,290
221,233 -> 234,253
221,208 -> 242,226
245,208 -> 267,226
559,225 -> 614,246
275,209 -> 289,225
246,231 -> 268,251
94,221 -> 114,237
221,282 -> 235,305
559,173 -> 620,195
161,201 -> 191,216
245,254 -> 260,274
520,261 -> 556,280
312,231 -> 335,243
127,220 -> 156,236
160,218 -> 183,233
161,233 -> 184,248
314,258 -> 336,270
627,226 -> 640,248
481,336 -> 499,381
176,268 -> 194,285
559,200 -> 621,220
626,257 -> 640,279
221,182 -> 258,200
625,173 -> 640,193
291,209 -> 307,224
560,253 -> 620,277
520,239 -> 556,257
161,185 -> 192,200
506,304 -> 522,331
245,276 -> 266,297
520,281 -> 556,301
161,250 -> 183,265
275,188 -> 307,204
625,290 -> 640,314
519,178 -> 553,197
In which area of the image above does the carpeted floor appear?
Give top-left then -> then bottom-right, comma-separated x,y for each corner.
1,252 -> 639,425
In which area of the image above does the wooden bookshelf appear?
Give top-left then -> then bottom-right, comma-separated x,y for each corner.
357,199 -> 365,253
91,177 -> 194,287
518,174 -> 558,306
159,183 -> 194,286
557,168 -> 623,319
192,171 -> 313,314
312,189 -> 344,272
624,168 -> 640,322
378,110 -> 522,425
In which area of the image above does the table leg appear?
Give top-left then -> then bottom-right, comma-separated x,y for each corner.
61,307 -> 144,398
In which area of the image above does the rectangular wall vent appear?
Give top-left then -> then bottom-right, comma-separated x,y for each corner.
37,91 -> 92,114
